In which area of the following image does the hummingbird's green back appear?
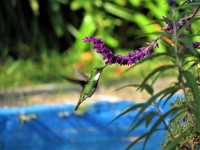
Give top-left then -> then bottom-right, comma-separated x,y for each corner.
79,70 -> 100,102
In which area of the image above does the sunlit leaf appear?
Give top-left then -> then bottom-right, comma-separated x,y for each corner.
29,0 -> 39,16
73,12 -> 96,60
104,2 -> 156,39
104,3 -> 136,22
163,132 -> 188,150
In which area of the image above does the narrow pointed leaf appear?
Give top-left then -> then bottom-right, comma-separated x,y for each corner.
183,71 -> 200,109
115,82 -> 153,95
126,132 -> 148,150
145,112 -> 159,128
159,83 -> 180,108
109,103 -> 144,125
114,84 -> 139,92
133,86 -> 180,124
161,87 -> 181,109
138,83 -> 154,95
163,132 -> 189,150
142,107 -> 183,150
180,38 -> 197,55
141,65 -> 176,87
128,111 -> 158,133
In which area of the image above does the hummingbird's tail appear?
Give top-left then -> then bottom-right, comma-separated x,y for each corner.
74,101 -> 82,111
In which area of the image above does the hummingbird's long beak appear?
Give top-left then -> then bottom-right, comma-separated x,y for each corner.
102,65 -> 108,69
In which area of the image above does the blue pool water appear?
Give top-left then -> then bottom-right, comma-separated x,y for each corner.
0,95 -> 181,150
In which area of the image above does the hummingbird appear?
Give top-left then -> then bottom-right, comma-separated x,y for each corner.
64,65 -> 107,111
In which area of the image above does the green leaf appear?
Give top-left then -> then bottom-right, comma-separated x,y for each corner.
114,83 -> 139,92
128,0 -> 141,6
143,107 -> 183,150
163,132 -> 188,150
159,82 -> 179,102
128,111 -> 158,133
109,103 -> 144,125
145,112 -> 159,128
49,11 -> 64,37
29,0 -> 39,16
126,132 -> 149,150
141,65 -> 176,87
139,83 -> 154,95
104,2 -> 156,39
115,83 -> 154,95
160,86 -> 180,109
104,3 -> 136,22
73,12 -> 96,59
180,38 -> 197,55
188,105 -> 200,132
133,86 -> 180,125
182,71 -> 200,109
145,1 -> 169,20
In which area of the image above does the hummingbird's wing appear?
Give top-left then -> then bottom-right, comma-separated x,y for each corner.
74,69 -> 89,81
63,76 -> 87,87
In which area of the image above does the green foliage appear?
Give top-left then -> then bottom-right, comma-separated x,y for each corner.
0,0 -> 175,87
0,51 -> 72,88
1,0 -> 167,61
162,87 -> 200,149
112,1 -> 200,149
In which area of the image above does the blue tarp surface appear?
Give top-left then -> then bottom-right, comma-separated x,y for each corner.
0,95 -> 181,150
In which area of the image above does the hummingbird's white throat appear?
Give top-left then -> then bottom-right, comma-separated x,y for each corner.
94,73 -> 101,81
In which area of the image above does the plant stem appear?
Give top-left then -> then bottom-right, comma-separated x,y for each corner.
153,102 -> 175,140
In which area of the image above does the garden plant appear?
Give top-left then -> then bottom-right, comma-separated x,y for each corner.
81,0 -> 200,149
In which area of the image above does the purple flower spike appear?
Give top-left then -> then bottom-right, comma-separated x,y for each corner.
168,0 -> 176,7
82,36 -> 158,66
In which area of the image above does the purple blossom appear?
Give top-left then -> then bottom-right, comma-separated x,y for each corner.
168,0 -> 176,7
193,42 -> 200,48
162,16 -> 192,32
153,41 -> 159,48
82,36 -> 159,65
183,42 -> 200,50
162,17 -> 173,32
179,34 -> 185,39
163,1 -> 199,33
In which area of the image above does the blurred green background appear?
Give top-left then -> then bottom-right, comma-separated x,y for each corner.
1,0 -> 197,89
